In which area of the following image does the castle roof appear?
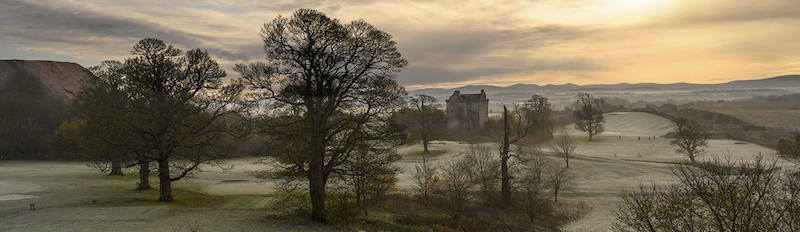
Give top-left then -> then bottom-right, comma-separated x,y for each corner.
459,94 -> 483,100
448,89 -> 487,101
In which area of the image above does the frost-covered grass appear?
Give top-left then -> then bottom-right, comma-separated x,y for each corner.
0,112 -> 782,231
0,160 -> 325,232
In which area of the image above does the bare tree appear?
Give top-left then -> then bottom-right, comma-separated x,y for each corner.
410,153 -> 439,206
437,157 -> 475,219
236,9 -> 407,222
547,164 -> 575,202
669,117 -> 708,163
519,145 -> 552,186
517,146 -> 554,223
573,93 -> 605,141
550,130 -> 577,168
340,144 -> 401,216
500,94 -> 552,206
400,94 -> 447,154
613,156 -> 800,232
464,144 -> 499,202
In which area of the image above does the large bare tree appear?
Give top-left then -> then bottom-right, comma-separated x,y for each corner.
573,93 -> 605,141
236,9 -> 407,222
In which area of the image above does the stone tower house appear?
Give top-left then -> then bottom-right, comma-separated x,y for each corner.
446,90 -> 489,137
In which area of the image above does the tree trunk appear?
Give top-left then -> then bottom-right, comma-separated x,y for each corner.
309,163 -> 326,222
421,100 -> 429,154
109,158 -> 123,175
363,193 -> 368,217
554,190 -> 559,202
138,159 -> 151,190
501,106 -> 512,207
309,114 -> 327,223
157,159 -> 173,202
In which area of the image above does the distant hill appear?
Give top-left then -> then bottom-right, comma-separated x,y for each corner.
718,75 -> 800,89
410,75 -> 800,103
0,60 -> 94,159
0,60 -> 93,100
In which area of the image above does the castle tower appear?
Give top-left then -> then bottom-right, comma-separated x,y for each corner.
446,89 -> 489,138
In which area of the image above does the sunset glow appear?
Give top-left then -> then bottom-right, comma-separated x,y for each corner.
1,0 -> 798,89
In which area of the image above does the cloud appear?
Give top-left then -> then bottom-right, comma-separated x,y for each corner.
654,0 -> 800,25
395,24 -> 607,85
0,0 -> 799,88
0,0 -> 257,62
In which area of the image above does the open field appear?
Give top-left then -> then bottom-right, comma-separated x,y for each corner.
0,161 -> 325,232
392,112 -> 783,231
556,112 -> 786,231
0,112 -> 786,231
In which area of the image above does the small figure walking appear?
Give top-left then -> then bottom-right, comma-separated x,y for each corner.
30,203 -> 35,211
638,137 -> 641,141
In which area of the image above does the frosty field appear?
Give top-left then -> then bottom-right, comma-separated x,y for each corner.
0,112 -> 782,231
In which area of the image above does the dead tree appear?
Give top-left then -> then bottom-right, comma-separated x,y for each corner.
499,95 -> 552,207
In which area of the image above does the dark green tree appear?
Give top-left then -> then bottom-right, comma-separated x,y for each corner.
236,9 -> 407,222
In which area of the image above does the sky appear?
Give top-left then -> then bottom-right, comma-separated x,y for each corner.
1,0 -> 799,90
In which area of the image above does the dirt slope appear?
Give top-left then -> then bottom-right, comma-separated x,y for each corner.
0,60 -> 93,100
